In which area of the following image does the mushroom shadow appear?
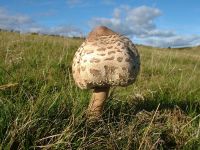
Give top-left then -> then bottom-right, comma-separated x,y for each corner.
103,95 -> 200,123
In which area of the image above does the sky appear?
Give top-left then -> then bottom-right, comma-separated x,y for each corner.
0,0 -> 200,47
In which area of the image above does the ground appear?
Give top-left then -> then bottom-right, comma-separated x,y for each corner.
0,31 -> 200,149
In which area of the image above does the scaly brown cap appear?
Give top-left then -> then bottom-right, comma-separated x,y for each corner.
72,26 -> 140,89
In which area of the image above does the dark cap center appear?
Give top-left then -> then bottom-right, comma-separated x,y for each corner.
87,26 -> 117,41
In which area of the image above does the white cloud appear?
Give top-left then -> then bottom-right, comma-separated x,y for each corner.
144,35 -> 200,48
20,25 -> 83,37
89,5 -> 170,37
25,25 -> 83,37
47,25 -> 83,37
0,7 -> 34,31
0,7 -> 83,37
113,8 -> 121,18
125,6 -> 160,30
89,5 -> 200,47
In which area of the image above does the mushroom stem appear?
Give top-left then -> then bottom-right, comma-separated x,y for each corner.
87,87 -> 110,120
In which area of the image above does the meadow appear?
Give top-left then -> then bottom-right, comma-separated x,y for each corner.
0,30 -> 200,149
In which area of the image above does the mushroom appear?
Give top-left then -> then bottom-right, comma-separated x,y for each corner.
72,26 -> 140,120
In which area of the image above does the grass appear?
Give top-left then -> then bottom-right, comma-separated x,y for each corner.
0,30 -> 200,149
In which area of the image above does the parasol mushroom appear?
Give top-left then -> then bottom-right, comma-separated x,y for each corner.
72,26 -> 140,120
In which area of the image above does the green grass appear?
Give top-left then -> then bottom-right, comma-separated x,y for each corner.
0,30 -> 200,149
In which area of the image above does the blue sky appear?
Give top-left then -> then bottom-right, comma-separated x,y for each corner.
0,0 -> 200,47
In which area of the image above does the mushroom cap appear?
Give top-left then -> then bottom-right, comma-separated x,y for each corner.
72,26 -> 140,89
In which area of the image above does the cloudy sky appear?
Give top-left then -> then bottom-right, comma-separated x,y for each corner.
0,0 -> 200,47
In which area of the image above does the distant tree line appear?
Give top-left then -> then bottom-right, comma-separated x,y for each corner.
0,28 -> 20,33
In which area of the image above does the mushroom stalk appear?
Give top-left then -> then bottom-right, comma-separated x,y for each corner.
87,87 -> 110,119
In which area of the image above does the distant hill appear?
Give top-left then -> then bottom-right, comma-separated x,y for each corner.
1,28 -> 199,50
